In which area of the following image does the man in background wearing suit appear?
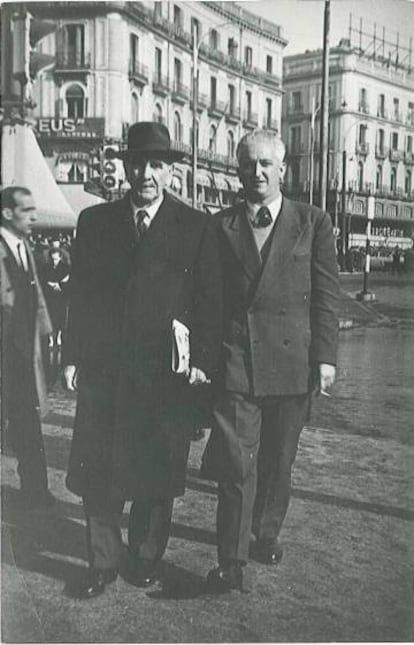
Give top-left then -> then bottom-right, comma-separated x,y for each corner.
1,186 -> 54,509
63,122 -> 222,598
204,130 -> 339,592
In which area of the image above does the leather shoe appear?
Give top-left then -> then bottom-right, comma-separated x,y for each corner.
251,539 -> 283,565
72,567 -> 117,599
206,563 -> 243,593
129,559 -> 158,587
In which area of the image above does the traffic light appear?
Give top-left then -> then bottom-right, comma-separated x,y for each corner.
11,8 -> 56,84
102,145 -> 125,194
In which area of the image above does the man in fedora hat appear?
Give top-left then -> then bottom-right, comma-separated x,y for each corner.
63,122 -> 222,598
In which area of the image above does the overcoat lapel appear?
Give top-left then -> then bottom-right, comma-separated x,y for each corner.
132,193 -> 184,263
253,198 -> 308,303
222,204 -> 261,280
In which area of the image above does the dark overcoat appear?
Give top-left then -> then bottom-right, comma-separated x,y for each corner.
64,192 -> 222,500
202,197 -> 339,478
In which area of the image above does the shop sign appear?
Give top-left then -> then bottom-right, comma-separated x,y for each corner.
36,117 -> 105,139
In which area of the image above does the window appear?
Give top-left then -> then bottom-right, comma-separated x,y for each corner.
154,2 -> 162,18
290,126 -> 301,154
154,47 -> 162,82
377,128 -> 385,153
191,17 -> 201,43
130,34 -> 139,71
245,90 -> 252,118
405,170 -> 412,194
173,5 -> 182,29
376,165 -> 382,190
244,46 -> 252,67
406,135 -> 413,153
173,111 -> 182,142
153,103 -> 163,123
357,162 -> 364,191
359,124 -> 367,144
174,58 -> 182,89
131,93 -> 139,121
408,102 -> 414,125
393,98 -> 399,120
391,132 -> 399,150
359,88 -> 367,112
266,55 -> 273,74
390,167 -> 397,192
378,93 -> 385,117
227,130 -> 235,158
209,29 -> 219,49
209,124 -> 217,152
228,37 -> 237,58
210,76 -> 217,105
68,162 -> 86,183
292,91 -> 302,112
66,84 -> 85,118
228,84 -> 235,113
62,24 -> 85,66
266,98 -> 272,128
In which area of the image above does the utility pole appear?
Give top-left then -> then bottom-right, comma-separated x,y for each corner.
341,149 -> 347,267
318,0 -> 330,211
192,22 -> 198,209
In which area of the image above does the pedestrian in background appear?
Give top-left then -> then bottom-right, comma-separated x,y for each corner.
41,248 -> 70,347
203,130 -> 339,592
63,122 -> 222,598
0,186 -> 55,509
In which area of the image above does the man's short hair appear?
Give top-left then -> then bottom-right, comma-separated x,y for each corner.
1,186 -> 32,210
236,130 -> 286,163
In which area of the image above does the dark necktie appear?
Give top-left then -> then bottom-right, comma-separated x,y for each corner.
17,242 -> 28,272
253,206 -> 273,228
136,209 -> 149,237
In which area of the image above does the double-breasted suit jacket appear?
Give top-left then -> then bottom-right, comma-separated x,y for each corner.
217,197 -> 339,397
1,236 -> 52,426
64,191 -> 222,501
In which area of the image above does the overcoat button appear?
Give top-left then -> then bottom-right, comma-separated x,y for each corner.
283,339 -> 290,346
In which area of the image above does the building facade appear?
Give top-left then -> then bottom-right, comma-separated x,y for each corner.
25,0 -> 286,212
282,38 -> 414,252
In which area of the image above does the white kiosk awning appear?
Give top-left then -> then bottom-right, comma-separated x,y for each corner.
1,123 -> 77,230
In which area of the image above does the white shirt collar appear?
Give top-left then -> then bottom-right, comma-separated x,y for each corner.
0,226 -> 29,269
130,193 -> 165,226
245,194 -> 283,224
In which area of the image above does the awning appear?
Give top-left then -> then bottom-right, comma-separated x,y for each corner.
60,184 -> 105,216
211,173 -> 228,190
1,123 -> 77,230
197,170 -> 212,187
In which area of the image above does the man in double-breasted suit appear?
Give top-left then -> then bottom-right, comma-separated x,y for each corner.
63,122 -> 222,598
203,130 -> 339,592
1,186 -> 54,509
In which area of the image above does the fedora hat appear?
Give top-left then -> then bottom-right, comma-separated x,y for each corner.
118,121 -> 186,162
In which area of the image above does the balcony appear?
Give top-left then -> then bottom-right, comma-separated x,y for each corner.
288,104 -> 304,116
355,142 -> 370,156
171,141 -> 191,156
375,145 -> 387,159
405,151 -> 414,165
225,106 -> 241,125
190,92 -> 208,112
198,148 -> 238,170
358,103 -> 369,114
264,119 -> 279,133
389,149 -> 404,162
54,50 -> 91,77
152,74 -> 170,97
129,60 -> 149,86
242,111 -> 258,129
171,81 -> 188,104
208,100 -> 227,118
289,142 -> 305,156
391,111 -> 403,123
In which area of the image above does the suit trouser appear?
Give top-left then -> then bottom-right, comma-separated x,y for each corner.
83,493 -> 174,571
214,391 -> 308,564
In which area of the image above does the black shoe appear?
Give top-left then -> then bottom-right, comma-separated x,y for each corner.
251,539 -> 283,565
206,563 -> 243,593
129,559 -> 158,587
72,567 -> 117,599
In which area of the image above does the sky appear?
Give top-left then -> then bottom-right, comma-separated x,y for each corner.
239,0 -> 414,56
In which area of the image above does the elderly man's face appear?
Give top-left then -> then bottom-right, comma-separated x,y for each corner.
3,191 -> 37,238
238,139 -> 286,204
125,156 -> 173,206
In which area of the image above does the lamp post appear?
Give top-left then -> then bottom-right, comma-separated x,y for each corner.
357,194 -> 376,301
309,97 -> 320,206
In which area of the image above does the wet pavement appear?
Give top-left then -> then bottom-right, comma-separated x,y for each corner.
1,272 -> 414,642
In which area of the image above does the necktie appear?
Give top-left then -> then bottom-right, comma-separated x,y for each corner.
17,242 -> 27,272
253,206 -> 273,228
136,209 -> 149,237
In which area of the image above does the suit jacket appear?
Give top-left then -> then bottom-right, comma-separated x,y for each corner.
0,236 -> 52,421
216,197 -> 339,397
65,191 -> 222,499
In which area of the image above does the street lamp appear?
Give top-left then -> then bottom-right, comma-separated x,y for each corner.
356,193 -> 376,301
309,97 -> 320,206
